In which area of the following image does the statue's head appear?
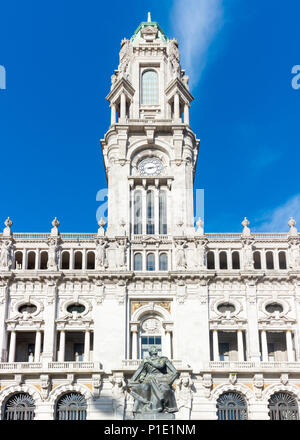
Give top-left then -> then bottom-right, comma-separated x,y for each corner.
148,346 -> 158,357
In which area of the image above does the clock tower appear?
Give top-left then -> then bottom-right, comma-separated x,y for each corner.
101,14 -> 200,240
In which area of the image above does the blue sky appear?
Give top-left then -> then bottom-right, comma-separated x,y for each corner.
0,0 -> 299,233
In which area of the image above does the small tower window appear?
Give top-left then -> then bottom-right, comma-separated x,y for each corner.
159,190 -> 167,235
146,190 -> 155,234
147,253 -> 155,271
159,253 -> 168,271
141,70 -> 158,105
134,190 -> 143,235
134,253 -> 143,271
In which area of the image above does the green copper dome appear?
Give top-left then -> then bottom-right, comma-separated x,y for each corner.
130,13 -> 169,44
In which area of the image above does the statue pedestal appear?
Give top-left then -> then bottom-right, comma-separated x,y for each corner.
134,413 -> 175,420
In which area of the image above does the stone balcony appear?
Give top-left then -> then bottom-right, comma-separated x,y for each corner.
121,359 -> 184,371
0,361 -> 101,373
207,361 -> 300,372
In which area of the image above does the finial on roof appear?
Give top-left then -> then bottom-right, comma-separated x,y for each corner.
288,217 -> 298,236
97,217 -> 106,236
51,217 -> 60,236
241,217 -> 251,237
196,217 -> 204,236
147,12 -> 151,22
3,217 -> 13,237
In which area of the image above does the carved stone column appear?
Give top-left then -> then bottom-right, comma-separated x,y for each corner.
130,323 -> 139,359
213,329 -> 219,361
245,278 -> 261,362
84,329 -> 91,362
42,278 -> 59,363
0,278 -> 9,361
8,329 -> 16,362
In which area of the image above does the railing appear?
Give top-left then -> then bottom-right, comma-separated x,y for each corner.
206,233 -> 290,240
0,362 -> 99,371
208,361 -> 257,370
122,359 -> 183,369
208,361 -> 300,370
48,362 -> 100,370
11,233 -> 96,240
260,361 -> 300,370
0,362 -> 42,370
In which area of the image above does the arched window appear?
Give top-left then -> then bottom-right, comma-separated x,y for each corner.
266,251 -> 274,269
87,251 -> 95,269
40,251 -> 48,270
147,253 -> 155,271
14,251 -> 23,269
61,251 -> 70,269
134,190 -> 142,235
146,191 -> 155,234
207,251 -> 215,269
232,252 -> 240,269
217,392 -> 248,420
268,393 -> 299,420
279,251 -> 287,270
219,252 -> 228,270
27,252 -> 36,270
159,253 -> 168,271
159,190 -> 167,235
56,393 -> 87,420
134,253 -> 143,271
141,70 -> 158,105
254,251 -> 261,269
4,393 -> 35,420
74,252 -> 82,270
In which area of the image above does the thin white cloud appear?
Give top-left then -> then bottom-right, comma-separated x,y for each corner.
255,194 -> 300,232
170,0 -> 224,87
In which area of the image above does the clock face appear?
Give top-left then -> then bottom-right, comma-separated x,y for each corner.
138,158 -> 163,176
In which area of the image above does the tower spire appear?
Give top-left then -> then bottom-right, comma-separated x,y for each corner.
147,11 -> 151,22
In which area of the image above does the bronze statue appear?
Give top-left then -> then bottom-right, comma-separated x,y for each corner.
128,346 -> 179,418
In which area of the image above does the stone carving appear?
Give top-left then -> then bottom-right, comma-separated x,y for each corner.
242,238 -> 254,270
176,373 -> 193,420
194,240 -> 206,269
47,238 -> 59,271
288,240 -> 300,270
241,217 -> 251,237
195,217 -> 204,236
116,239 -> 127,269
168,39 -> 181,79
280,373 -> 289,386
118,39 -> 132,80
40,374 -> 51,399
141,26 -> 158,42
50,217 -> 60,236
175,241 -> 187,270
110,373 -> 127,419
288,217 -> 298,236
202,373 -> 212,398
92,373 -> 102,398
253,373 -> 264,399
128,346 -> 179,419
95,239 -> 108,270
0,240 -> 13,270
141,318 -> 161,334
3,217 -> 13,237
97,217 -> 106,237
229,373 -> 237,385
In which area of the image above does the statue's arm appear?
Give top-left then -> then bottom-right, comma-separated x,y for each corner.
166,359 -> 179,384
128,362 -> 146,384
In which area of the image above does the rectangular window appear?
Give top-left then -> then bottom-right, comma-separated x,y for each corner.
74,343 -> 84,361
219,343 -> 229,361
141,336 -> 162,359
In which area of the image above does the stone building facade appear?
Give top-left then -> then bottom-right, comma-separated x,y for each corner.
0,16 -> 300,420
